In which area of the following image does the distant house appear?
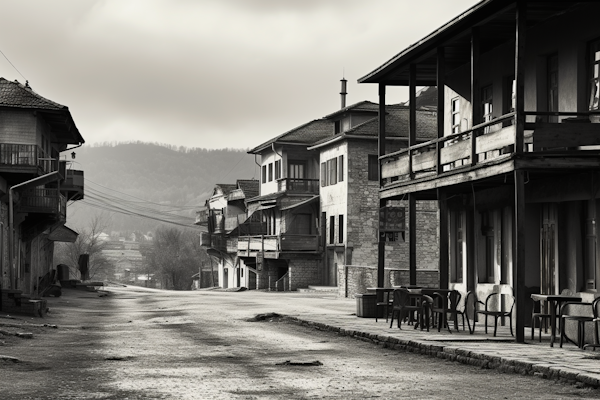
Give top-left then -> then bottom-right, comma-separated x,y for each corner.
0,78 -> 85,314
196,179 -> 259,289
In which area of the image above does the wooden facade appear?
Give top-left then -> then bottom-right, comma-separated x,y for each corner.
360,1 -> 600,342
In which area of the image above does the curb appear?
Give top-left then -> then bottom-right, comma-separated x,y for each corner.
282,315 -> 600,389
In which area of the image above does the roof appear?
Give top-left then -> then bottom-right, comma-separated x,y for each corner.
249,119 -> 332,154
236,179 -> 259,199
358,0 -> 585,86
322,100 -> 379,119
214,184 -> 237,196
0,78 -> 84,144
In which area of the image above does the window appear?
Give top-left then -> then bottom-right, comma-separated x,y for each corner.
268,163 -> 273,182
338,155 -> 344,182
334,120 -> 341,134
327,158 -> 337,186
450,211 -> 464,283
261,165 -> 266,184
368,155 -> 378,181
329,215 -> 335,244
275,160 -> 281,180
338,215 -> 344,244
451,97 -> 461,133
590,39 -> 600,110
289,161 -> 305,179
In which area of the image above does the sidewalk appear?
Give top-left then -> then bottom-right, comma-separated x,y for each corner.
253,291 -> 600,389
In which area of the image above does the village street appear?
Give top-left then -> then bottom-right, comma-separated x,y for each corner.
0,286 -> 599,400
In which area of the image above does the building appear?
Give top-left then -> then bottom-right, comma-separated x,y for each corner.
196,180 -> 259,289
0,78 -> 85,314
233,86 -> 438,294
359,0 -> 600,342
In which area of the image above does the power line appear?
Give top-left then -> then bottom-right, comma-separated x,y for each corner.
0,48 -> 27,82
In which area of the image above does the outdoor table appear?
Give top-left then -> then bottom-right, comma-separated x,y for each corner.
531,294 -> 582,347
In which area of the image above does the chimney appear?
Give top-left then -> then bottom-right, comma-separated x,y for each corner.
340,77 -> 347,109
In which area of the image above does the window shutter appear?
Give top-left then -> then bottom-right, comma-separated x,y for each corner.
321,162 -> 327,187
338,155 -> 344,182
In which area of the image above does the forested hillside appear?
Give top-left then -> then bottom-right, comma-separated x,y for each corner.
66,142 -> 258,233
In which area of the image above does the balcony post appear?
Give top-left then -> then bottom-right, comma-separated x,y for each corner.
409,64 -> 416,179
377,83 -> 386,289
514,170 -> 526,343
471,26 -> 481,166
438,189 -> 449,289
436,46 -> 445,175
514,0 -> 526,154
409,193 -> 417,286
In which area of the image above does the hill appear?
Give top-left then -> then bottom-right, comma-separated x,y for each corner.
66,142 -> 258,233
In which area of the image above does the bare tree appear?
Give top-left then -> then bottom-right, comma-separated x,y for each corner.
54,213 -> 114,281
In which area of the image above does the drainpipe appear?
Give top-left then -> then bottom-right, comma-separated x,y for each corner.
8,171 -> 60,289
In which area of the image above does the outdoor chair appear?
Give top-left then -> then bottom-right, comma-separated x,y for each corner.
560,300 -> 594,349
583,297 -> 600,351
531,296 -> 552,342
389,288 -> 422,330
375,288 -> 394,323
470,286 -> 515,337
446,290 -> 466,331
431,292 -> 452,333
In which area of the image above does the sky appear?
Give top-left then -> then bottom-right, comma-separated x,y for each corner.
0,0 -> 480,150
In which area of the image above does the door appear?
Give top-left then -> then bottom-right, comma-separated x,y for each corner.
326,249 -> 337,286
541,204 -> 558,295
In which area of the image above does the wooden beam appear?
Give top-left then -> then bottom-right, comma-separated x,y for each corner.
378,83 -> 386,289
471,26 -> 481,166
437,47 -> 445,175
514,1 -> 526,154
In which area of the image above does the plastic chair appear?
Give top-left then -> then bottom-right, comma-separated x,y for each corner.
389,289 -> 420,330
446,290 -> 466,331
583,297 -> 600,351
471,287 -> 515,337
531,296 -> 552,342
560,301 -> 594,349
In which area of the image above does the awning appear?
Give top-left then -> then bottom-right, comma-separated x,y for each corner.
279,195 -> 319,211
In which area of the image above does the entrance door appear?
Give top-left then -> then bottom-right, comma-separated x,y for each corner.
326,250 -> 337,286
541,204 -> 558,294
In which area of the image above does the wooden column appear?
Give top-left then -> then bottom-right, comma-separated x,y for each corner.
437,47 -> 445,175
466,203 -> 476,293
409,64 -> 417,178
409,193 -> 417,286
471,27 -> 481,166
438,189 -> 449,289
514,170 -> 526,343
377,83 -> 386,289
513,1 -> 527,343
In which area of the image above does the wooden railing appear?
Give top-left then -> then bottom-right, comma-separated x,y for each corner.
0,144 -> 57,174
237,234 -> 320,255
380,111 -> 600,184
19,188 -> 66,219
277,178 -> 319,194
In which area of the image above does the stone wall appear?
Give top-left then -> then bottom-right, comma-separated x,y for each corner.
288,258 -> 321,291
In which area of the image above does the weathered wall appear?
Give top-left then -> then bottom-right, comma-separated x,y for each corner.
288,258 -> 321,291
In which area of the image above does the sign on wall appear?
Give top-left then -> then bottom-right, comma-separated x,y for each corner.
379,206 -> 405,232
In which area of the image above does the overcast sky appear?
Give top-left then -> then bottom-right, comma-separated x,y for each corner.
0,0 -> 479,150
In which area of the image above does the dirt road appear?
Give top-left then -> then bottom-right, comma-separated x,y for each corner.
0,286 -> 598,399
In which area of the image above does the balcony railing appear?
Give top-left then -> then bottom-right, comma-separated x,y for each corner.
19,188 -> 66,220
0,144 -> 57,174
237,234 -> 320,256
277,178 -> 319,194
380,111 -> 600,184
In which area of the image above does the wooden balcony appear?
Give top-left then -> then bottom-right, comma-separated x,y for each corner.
200,232 -> 237,253
61,169 -> 84,201
277,178 -> 319,194
18,188 -> 66,221
380,112 -> 600,197
237,234 -> 320,258
0,144 -> 57,177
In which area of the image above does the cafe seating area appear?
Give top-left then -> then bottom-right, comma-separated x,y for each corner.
364,285 -> 600,350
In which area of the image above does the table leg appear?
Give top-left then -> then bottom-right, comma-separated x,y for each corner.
550,300 -> 556,347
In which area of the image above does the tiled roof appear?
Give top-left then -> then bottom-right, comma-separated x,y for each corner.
322,100 -> 379,119
215,184 -> 237,196
0,78 -> 66,110
236,179 -> 259,199
248,119 -> 332,153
